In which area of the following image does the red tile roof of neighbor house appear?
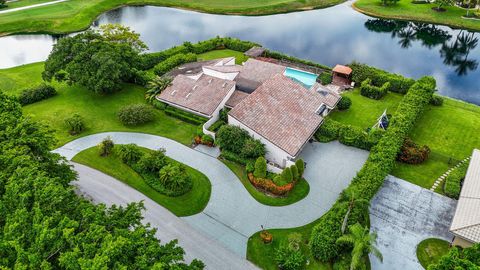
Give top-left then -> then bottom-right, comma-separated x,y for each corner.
229,74 -> 327,157
225,90 -> 249,108
333,65 -> 352,75
157,74 -> 235,117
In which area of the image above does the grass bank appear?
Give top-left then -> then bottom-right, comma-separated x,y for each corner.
416,238 -> 450,269
353,0 -> 480,32
72,146 -> 211,216
0,62 -> 197,147
0,0 -> 346,36
222,160 -> 310,207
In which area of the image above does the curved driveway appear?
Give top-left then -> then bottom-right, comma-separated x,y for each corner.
54,132 -> 368,260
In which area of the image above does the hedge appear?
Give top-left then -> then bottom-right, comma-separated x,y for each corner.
360,78 -> 390,100
153,53 -> 197,76
310,76 -> 435,262
314,119 -> 384,151
444,161 -> 469,199
164,106 -> 207,125
349,62 -> 415,94
18,84 -> 57,105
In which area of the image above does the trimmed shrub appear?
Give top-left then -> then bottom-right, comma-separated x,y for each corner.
153,53 -> 197,76
291,165 -> 299,181
360,78 -> 390,100
207,120 -> 226,132
315,118 -> 342,142
219,108 -> 230,123
136,148 -> 168,173
158,163 -> 192,196
98,136 -> 114,157
310,76 -> 435,262
164,106 -> 207,125
349,62 -> 415,94
318,72 -> 333,85
444,161 -> 469,199
118,104 -> 155,126
246,160 -> 255,173
241,138 -> 265,159
282,167 -> 293,184
295,159 -> 305,178
201,134 -> 214,145
397,138 -> 430,164
430,95 -> 444,106
220,150 -> 250,165
254,157 -> 267,179
337,96 -> 352,111
64,113 -> 85,135
18,84 -> 57,105
216,125 -> 251,154
117,144 -> 143,165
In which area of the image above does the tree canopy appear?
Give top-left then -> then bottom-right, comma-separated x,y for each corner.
43,24 -> 145,94
0,92 -> 203,269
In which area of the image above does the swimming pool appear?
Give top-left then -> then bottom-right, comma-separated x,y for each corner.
284,67 -> 318,89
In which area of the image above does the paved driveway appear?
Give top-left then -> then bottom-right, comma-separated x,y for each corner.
55,133 -> 369,261
369,176 -> 457,270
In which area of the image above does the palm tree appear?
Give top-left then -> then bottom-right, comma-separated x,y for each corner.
338,190 -> 370,234
145,76 -> 172,103
336,223 -> 383,270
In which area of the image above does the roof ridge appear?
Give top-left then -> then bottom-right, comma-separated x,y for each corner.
451,222 -> 480,232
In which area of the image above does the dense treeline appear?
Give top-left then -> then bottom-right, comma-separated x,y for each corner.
310,76 -> 436,262
0,92 -> 203,269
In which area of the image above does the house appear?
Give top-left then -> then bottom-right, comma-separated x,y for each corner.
228,74 -> 340,168
157,56 -> 341,168
450,149 -> 480,248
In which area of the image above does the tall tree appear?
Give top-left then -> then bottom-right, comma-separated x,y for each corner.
145,76 -> 173,103
336,223 -> 383,270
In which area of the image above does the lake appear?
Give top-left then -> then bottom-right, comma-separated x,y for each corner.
1,1 -> 479,104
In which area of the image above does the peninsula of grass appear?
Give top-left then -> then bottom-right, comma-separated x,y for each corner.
222,160 -> 310,206
0,0 -> 346,36
72,146 -> 211,216
353,0 -> 480,32
0,62 -> 197,148
198,49 -> 249,64
416,238 -> 450,269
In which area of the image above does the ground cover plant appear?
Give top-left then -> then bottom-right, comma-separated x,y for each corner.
428,242 -> 480,269
416,238 -> 450,269
0,92 -> 204,268
73,145 -> 211,216
0,0 -> 348,36
444,160 -> 469,199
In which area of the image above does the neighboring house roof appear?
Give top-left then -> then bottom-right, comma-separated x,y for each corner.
244,46 -> 266,58
235,58 -> 286,93
203,65 -> 243,73
450,149 -> 480,243
311,83 -> 342,108
225,90 -> 249,108
157,74 -> 235,117
229,74 -> 325,157
333,65 -> 352,75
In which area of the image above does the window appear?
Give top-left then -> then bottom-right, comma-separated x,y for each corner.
315,104 -> 327,115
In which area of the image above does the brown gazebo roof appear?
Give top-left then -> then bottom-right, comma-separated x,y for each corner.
244,47 -> 266,58
333,65 -> 352,75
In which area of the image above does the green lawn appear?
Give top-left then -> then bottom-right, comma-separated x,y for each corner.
0,0 -> 54,11
353,0 -> 480,32
416,238 -> 450,269
0,62 -> 197,148
72,146 -> 211,216
198,49 -> 249,64
330,89 -> 404,129
0,0 -> 346,36
222,160 -> 310,206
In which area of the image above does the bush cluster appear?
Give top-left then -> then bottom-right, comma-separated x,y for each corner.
64,113 -> 85,135
207,120 -> 226,132
98,136 -> 114,156
315,119 -> 384,150
360,78 -> 390,100
310,76 -> 435,262
130,69 -> 155,86
337,96 -> 352,111
350,62 -> 415,94
117,144 -> 143,165
397,138 -> 430,164
216,125 -> 265,160
318,72 -> 333,85
430,95 -> 444,106
118,104 -> 155,126
444,161 -> 469,199
275,233 -> 306,270
153,53 -> 197,76
18,84 -> 57,105
164,106 -> 207,125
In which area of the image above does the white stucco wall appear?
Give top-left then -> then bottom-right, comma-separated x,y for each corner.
202,67 -> 239,81
202,84 -> 236,138
228,115 -> 294,168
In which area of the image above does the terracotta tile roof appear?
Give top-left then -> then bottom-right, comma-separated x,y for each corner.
450,149 -> 480,243
157,74 -> 235,117
244,46 -> 266,57
333,65 -> 352,75
235,59 -> 285,92
311,83 -> 342,108
203,65 -> 243,73
229,74 -> 325,157
225,90 -> 249,108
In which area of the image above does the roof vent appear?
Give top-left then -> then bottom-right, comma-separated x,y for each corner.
208,78 -> 213,84
186,93 -> 192,99
171,90 -> 177,96
222,82 -> 227,88
192,85 -> 198,91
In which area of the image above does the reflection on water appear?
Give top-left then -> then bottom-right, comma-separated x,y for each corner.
0,2 -> 479,104
365,19 -> 479,76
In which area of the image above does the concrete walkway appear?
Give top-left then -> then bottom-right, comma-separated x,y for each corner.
0,0 -> 68,14
369,176 -> 457,270
54,132 -> 368,262
72,162 -> 257,270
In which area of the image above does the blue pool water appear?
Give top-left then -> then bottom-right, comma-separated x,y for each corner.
284,68 -> 318,89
